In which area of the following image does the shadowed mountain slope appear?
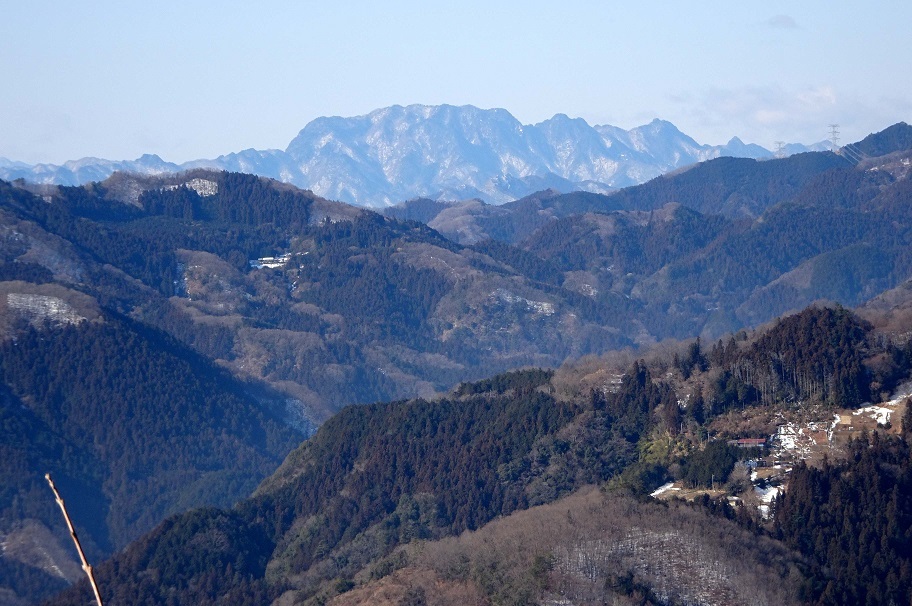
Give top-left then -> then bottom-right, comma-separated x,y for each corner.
44,304 -> 912,606
0,307 -> 304,604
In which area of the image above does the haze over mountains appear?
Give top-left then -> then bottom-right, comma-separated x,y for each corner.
1,123 -> 908,428
1,120 -> 912,604
0,105 -> 827,207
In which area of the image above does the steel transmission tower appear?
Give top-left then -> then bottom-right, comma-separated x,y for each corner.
828,124 -> 841,152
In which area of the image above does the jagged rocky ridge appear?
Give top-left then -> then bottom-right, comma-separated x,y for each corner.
0,105 -> 826,207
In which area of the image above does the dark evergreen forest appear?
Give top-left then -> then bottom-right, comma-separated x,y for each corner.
777,432 -> 912,605
3,124 -> 912,604
0,314 -> 303,603
40,305 -> 912,605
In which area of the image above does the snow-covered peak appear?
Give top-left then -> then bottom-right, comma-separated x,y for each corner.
2,104 -> 826,207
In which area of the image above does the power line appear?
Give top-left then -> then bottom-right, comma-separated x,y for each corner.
827,124 -> 867,166
841,144 -> 866,164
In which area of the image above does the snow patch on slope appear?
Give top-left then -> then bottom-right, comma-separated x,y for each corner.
6,293 -> 86,326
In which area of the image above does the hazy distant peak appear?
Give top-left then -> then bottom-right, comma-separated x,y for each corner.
1,104 -> 844,206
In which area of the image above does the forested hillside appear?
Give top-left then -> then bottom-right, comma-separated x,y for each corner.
379,125 -> 912,342
44,305 -> 912,605
4,124 -> 912,604
4,124 -> 912,423
1,173 -> 640,423
382,145 -> 851,247
502,125 -> 912,338
777,432 -> 912,605
0,309 -> 303,604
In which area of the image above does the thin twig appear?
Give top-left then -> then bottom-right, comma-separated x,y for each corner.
45,473 -> 104,606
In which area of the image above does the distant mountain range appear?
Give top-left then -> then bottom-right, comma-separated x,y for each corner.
0,123 -> 907,427
0,104 -> 828,206
5,121 -> 912,605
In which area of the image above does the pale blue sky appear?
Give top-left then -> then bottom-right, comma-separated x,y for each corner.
2,1 -> 910,164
